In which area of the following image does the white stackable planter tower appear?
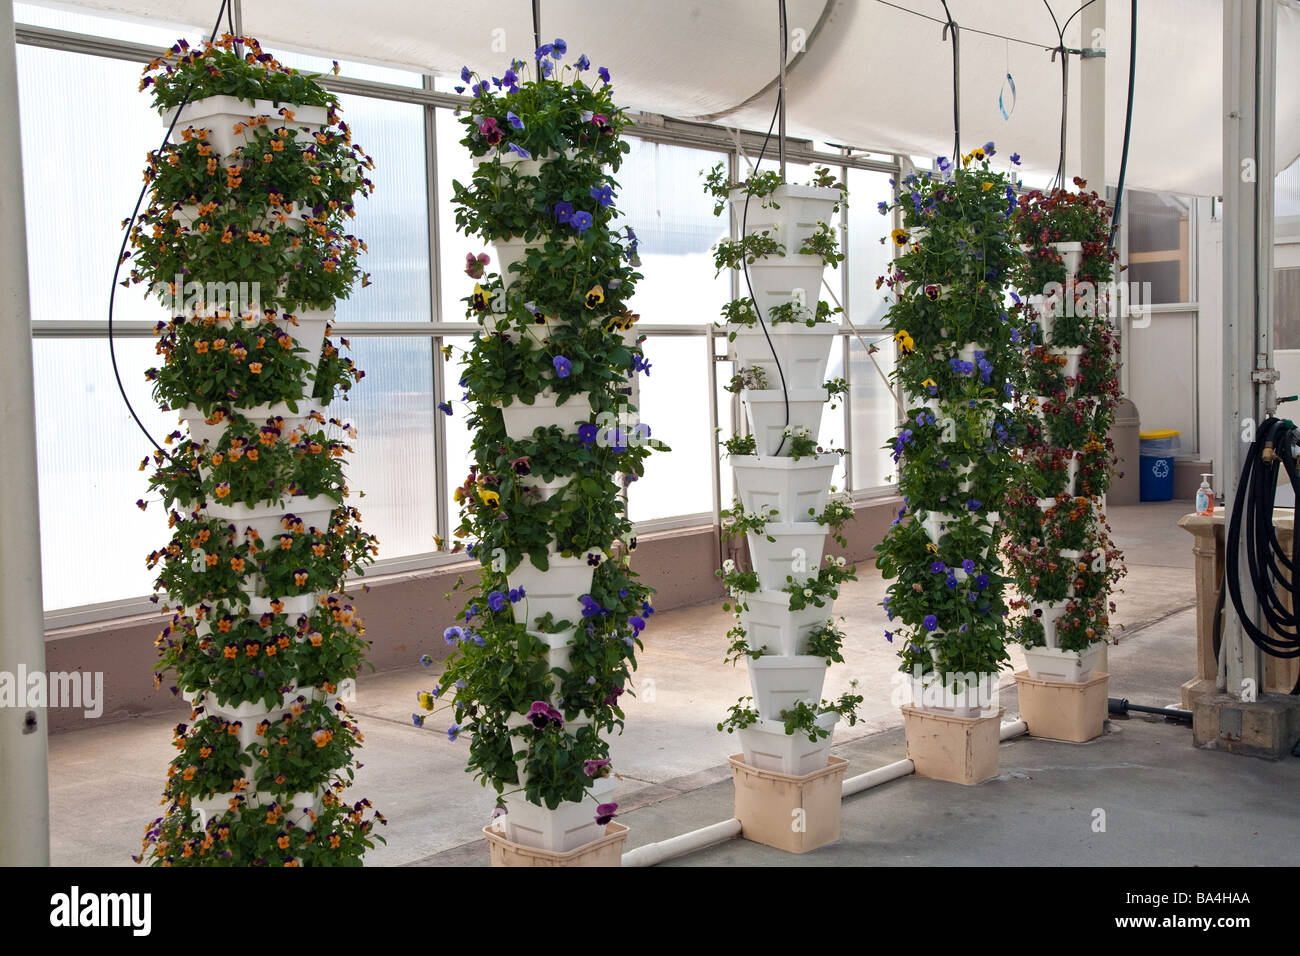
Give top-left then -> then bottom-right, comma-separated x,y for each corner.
132,38 -> 383,866
717,175 -> 854,852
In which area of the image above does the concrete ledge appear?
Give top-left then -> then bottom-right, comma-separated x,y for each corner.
39,495 -> 904,734
1192,691 -> 1300,759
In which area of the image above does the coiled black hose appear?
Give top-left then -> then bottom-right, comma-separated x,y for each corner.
1223,417 -> 1300,693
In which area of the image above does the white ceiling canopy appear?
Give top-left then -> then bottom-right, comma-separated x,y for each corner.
35,0 -> 1300,195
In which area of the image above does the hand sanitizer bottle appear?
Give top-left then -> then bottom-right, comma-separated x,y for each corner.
1196,474 -> 1214,516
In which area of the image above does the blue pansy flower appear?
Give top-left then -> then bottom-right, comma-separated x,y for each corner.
552,38 -> 567,57
553,355 -> 572,378
507,142 -> 532,159
590,184 -> 613,207
576,53 -> 590,71
507,111 -> 524,130
460,65 -> 471,83
598,66 -> 611,84
571,211 -> 593,232
488,590 -> 506,612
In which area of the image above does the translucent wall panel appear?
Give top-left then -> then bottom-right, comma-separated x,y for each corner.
324,337 -> 438,561
331,95 -> 432,323
850,338 -> 898,493
435,110 -> 480,323
1126,190 -> 1193,305
32,336 -> 437,611
627,335 -> 713,522
33,338 -> 171,610
820,337 -> 848,493
442,336 -> 476,526
846,166 -> 893,328
16,46 -> 171,326
610,140 -> 730,324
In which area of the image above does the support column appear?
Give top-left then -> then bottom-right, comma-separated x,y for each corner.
0,1 -> 51,866
1220,0 -> 1274,702
1079,0 -> 1106,190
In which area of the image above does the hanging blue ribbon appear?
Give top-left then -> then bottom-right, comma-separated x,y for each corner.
999,72 -> 1017,120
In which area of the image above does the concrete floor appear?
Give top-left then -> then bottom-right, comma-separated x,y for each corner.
48,500 -> 1300,867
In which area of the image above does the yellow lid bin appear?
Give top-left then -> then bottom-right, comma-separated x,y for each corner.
1139,429 -> 1180,501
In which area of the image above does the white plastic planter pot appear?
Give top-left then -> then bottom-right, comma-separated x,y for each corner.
204,495 -> 337,545
742,388 -> 829,457
247,594 -> 318,618
473,146 -> 581,180
508,553 -> 597,630
1029,599 -> 1070,647
731,453 -> 838,523
482,311 -> 571,345
175,202 -> 308,234
1051,241 -> 1084,278
738,589 -> 832,657
738,712 -> 838,775
531,629 -> 575,695
919,511 -> 963,545
177,401 -> 318,450
490,237 -> 574,284
747,654 -> 829,721
730,323 -> 836,390
164,96 -> 330,157
1023,641 -> 1106,683
516,472 -> 573,502
910,653 -> 1000,718
743,256 -> 829,324
1060,346 -> 1084,380
269,308 -> 333,366
501,774 -> 616,853
746,522 -> 827,590
729,184 -> 842,252
498,389 -> 592,441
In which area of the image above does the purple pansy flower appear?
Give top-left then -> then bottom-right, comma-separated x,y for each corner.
595,802 -> 618,825
571,211 -> 593,233
552,355 -> 572,378
923,614 -> 938,631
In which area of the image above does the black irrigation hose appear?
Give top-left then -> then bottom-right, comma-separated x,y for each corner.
108,0 -> 235,461
738,0 -> 792,457
1224,418 -> 1300,694
938,0 -> 960,164
1109,0 -> 1136,250
1108,697 -> 1193,723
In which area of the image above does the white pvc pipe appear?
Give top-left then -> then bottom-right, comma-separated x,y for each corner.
622,719 -> 1030,866
1000,717 -> 1028,740
0,0 -> 50,866
841,758 -> 914,796
621,817 -> 741,868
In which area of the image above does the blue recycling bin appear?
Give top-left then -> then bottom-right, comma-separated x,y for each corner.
1139,430 -> 1179,501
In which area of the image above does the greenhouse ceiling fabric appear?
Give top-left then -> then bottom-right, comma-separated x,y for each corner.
55,0 -> 1300,195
